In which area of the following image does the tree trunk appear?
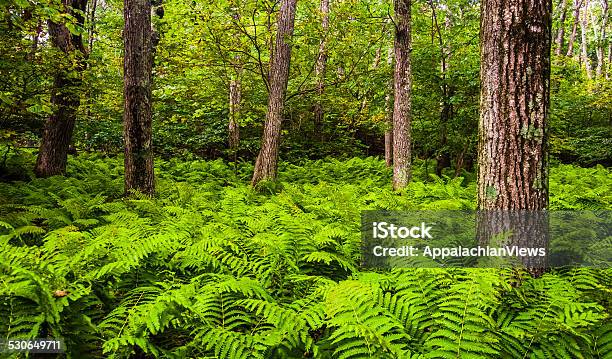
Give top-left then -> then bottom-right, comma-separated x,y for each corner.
251,0 -> 298,186
313,0 -> 329,138
566,0 -> 581,56
478,0 -> 552,277
392,0 -> 412,190
384,45 -> 394,167
478,0 -> 551,210
580,0 -> 593,78
555,0 -> 568,55
88,0 -> 97,53
594,0 -> 608,77
123,0 -> 155,195
229,74 -> 241,160
607,39 -> 612,79
86,0 -> 97,121
34,0 -> 87,177
430,1 -> 452,177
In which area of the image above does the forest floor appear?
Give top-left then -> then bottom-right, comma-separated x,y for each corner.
0,153 -> 610,358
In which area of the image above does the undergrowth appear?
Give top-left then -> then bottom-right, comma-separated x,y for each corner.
0,153 -> 610,358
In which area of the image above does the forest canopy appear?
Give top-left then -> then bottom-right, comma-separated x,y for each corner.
1,0 -> 610,171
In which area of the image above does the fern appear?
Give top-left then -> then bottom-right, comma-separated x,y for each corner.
0,156 -> 609,358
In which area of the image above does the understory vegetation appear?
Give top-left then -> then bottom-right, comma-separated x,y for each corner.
1,154 -> 610,358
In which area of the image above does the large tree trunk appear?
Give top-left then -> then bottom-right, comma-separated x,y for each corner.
478,0 -> 552,277
251,0 -> 298,186
392,0 -> 412,190
34,0 -> 87,177
555,0 -> 568,55
566,0 -> 581,56
313,0 -> 329,138
478,0 -> 551,210
123,0 -> 155,195
580,0 -> 593,78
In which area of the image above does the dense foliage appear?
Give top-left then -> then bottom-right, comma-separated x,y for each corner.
1,0 -> 611,166
1,0 -> 611,357
1,155 -> 610,358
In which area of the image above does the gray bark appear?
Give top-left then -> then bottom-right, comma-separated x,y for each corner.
555,0 -> 568,55
392,0 -> 412,190
580,0 -> 593,78
478,0 -> 552,210
384,36 -> 394,167
594,0 -> 608,77
566,0 -> 582,56
478,0 -> 553,278
229,74 -> 241,157
251,0 -> 298,186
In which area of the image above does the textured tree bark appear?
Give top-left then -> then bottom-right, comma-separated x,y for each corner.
478,0 -> 551,210
566,0 -> 581,56
34,0 -> 87,177
478,0 -> 552,277
251,0 -> 297,186
123,0 -> 155,195
392,0 -> 412,190
580,0 -> 593,78
555,0 -> 568,55
313,0 -> 329,138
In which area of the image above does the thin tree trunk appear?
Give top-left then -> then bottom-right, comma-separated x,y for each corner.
430,0 -> 452,177
123,0 -> 155,195
384,39 -> 394,167
454,142 -> 469,177
555,0 -> 568,55
392,0 -> 412,190
478,0 -> 552,277
566,0 -> 581,56
35,0 -> 87,177
313,0 -> 329,138
580,0 -> 593,78
594,0 -> 608,77
86,0 -> 97,121
384,130 -> 393,167
607,40 -> 612,78
251,0 -> 298,186
88,0 -> 97,53
229,72 -> 241,160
